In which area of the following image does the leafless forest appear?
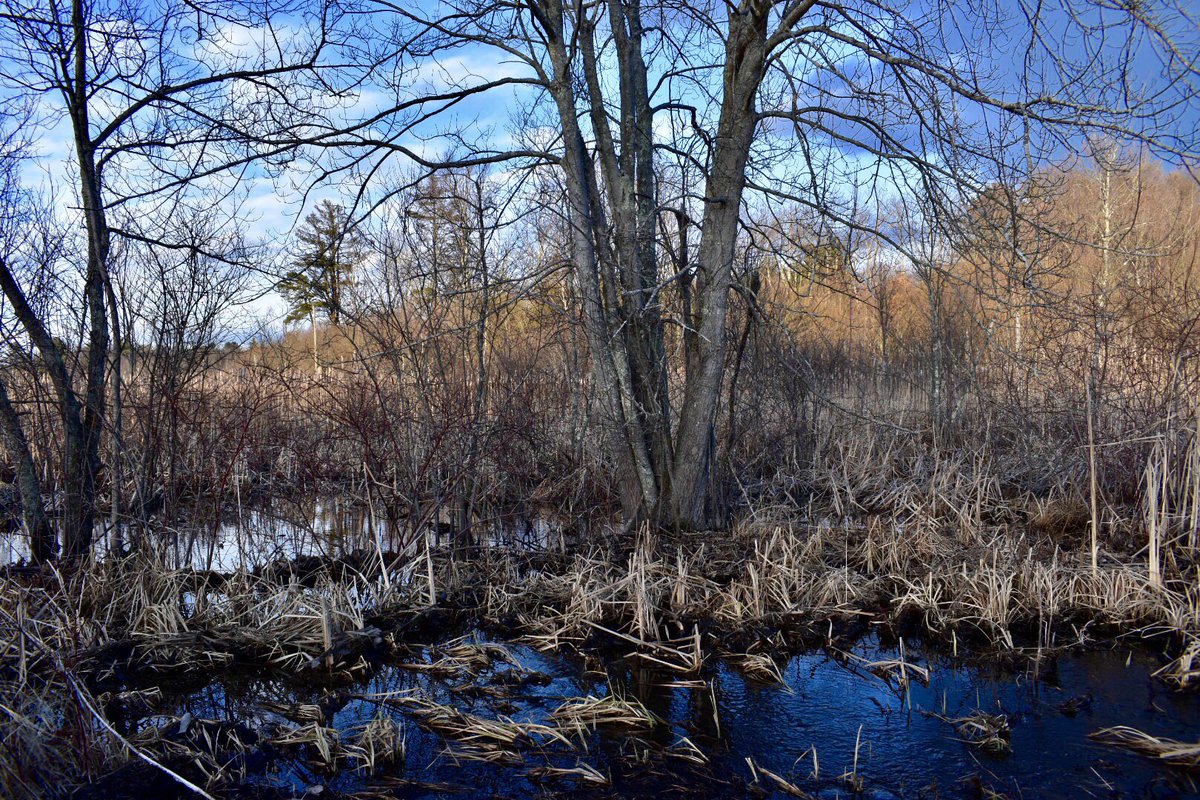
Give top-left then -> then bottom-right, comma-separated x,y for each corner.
0,0 -> 1199,797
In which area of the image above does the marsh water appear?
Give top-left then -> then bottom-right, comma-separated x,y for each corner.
87,633 -> 1199,799
6,505 -> 1198,798
0,499 -> 566,569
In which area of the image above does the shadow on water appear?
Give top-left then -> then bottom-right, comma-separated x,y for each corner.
86,633 -> 1200,799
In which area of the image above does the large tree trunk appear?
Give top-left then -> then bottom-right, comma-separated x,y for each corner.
538,0 -> 788,529
65,0 -> 110,558
668,5 -> 769,529
544,0 -> 660,521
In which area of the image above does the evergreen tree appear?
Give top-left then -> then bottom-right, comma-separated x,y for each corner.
278,201 -> 364,325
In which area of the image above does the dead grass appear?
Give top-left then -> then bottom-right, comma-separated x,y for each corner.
400,636 -> 519,678
4,453 -> 1200,798
478,519 -> 1200,663
746,757 -> 813,798
730,651 -> 787,684
260,701 -> 323,723
1090,726 -> 1200,770
382,693 -> 570,764
271,721 -> 345,768
946,712 -> 1012,753
1156,637 -> 1200,690
850,650 -> 930,690
347,715 -> 406,773
549,693 -> 658,736
525,761 -> 609,785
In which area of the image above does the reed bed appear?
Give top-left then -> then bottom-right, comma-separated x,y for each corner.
4,460 -> 1200,799
0,575 -> 123,799
480,520 -> 1200,660
125,715 -> 261,790
0,552 -> 420,799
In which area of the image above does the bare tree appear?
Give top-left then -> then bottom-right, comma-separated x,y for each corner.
308,0 -> 1197,529
0,0 -> 360,558
117,213 -> 256,532
0,113 -> 56,561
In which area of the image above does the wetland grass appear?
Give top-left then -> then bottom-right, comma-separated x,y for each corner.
1090,725 -> 1200,771
4,463 -> 1200,799
549,693 -> 659,735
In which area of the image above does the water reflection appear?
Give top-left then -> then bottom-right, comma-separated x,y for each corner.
112,634 -> 1200,799
0,498 -> 570,569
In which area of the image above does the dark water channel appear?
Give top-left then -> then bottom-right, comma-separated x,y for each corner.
98,634 -> 1200,799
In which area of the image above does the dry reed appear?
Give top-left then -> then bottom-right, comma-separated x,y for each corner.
1090,726 -> 1200,770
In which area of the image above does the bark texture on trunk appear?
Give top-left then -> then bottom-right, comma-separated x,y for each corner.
668,4 -> 771,529
534,0 -> 791,529
63,0 -> 110,558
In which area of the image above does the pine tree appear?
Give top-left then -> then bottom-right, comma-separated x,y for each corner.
277,201 -> 364,325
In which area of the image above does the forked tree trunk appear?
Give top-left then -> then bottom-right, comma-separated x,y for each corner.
541,0 -> 782,530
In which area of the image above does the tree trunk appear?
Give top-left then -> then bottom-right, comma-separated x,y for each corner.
668,5 -> 769,529
544,0 -> 659,521
538,0 -> 793,529
0,255 -> 98,558
0,378 -> 56,562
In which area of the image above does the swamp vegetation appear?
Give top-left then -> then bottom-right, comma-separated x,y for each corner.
1,0 -> 1200,797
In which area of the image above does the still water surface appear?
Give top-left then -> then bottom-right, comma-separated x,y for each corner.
107,633 -> 1200,799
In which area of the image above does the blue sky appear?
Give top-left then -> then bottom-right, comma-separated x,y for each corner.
4,0 -> 1197,336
